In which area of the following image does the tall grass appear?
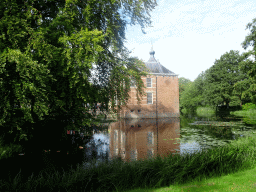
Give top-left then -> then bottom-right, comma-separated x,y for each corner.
1,131 -> 256,192
196,106 -> 215,117
230,103 -> 256,117
0,136 -> 23,160
231,109 -> 256,117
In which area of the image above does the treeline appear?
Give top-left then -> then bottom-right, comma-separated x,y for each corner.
179,17 -> 256,114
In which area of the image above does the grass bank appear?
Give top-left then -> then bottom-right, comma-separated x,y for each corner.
123,165 -> 256,192
181,106 -> 215,116
196,106 -> 215,117
230,109 -> 256,117
1,128 -> 256,191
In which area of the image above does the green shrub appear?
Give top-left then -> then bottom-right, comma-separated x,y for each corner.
0,142 -> 23,160
196,106 -> 215,117
242,103 -> 256,111
181,108 -> 187,114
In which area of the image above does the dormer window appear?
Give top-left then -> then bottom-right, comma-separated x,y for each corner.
146,78 -> 152,87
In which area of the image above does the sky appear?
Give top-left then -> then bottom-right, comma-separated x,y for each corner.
123,0 -> 256,82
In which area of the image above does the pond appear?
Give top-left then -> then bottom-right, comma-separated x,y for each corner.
2,111 -> 256,182
80,111 -> 256,170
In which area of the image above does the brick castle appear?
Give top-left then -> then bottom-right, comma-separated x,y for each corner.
119,46 -> 179,118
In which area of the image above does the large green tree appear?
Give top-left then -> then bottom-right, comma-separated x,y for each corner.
203,50 -> 249,109
0,0 -> 155,152
237,17 -> 256,104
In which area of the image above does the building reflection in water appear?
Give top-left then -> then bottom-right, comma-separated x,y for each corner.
108,118 -> 180,163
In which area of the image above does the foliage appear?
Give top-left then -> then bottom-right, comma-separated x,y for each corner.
2,130 -> 256,192
107,56 -> 149,114
180,71 -> 207,113
242,103 -> 256,111
180,108 -> 188,115
196,107 -> 215,117
180,49 -> 253,111
0,0 -> 156,150
203,50 -> 249,108
0,135 -> 23,159
178,77 -> 192,107
231,109 -> 256,125
177,18 -> 256,113
233,78 -> 253,105
238,17 -> 256,103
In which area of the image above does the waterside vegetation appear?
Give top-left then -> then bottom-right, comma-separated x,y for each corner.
1,1 -> 256,191
230,103 -> 256,118
196,106 -> 216,117
1,112 -> 256,191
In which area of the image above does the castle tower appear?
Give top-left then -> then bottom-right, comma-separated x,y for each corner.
121,46 -> 179,118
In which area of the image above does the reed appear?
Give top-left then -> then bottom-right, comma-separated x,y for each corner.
1,130 -> 256,192
196,106 -> 215,117
231,109 -> 256,117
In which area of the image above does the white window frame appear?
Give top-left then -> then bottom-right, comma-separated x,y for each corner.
147,92 -> 153,104
130,78 -> 136,87
146,78 -> 152,87
114,95 -> 118,105
147,131 -> 154,145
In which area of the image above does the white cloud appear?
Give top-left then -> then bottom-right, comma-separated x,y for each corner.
124,0 -> 256,81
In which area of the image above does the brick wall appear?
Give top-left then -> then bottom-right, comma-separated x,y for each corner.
120,74 -> 179,118
108,118 -> 180,163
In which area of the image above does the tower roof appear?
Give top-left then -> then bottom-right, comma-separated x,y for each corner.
144,46 -> 177,76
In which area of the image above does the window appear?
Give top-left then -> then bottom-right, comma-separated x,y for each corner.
147,131 -> 154,145
114,95 -> 118,105
146,78 -> 152,87
121,132 -> 125,146
147,149 -> 154,158
130,149 -> 137,160
130,78 -> 136,87
114,130 -> 118,143
147,92 -> 153,104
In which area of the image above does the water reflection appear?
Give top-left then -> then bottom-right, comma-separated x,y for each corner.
8,114 -> 255,179
109,118 -> 180,163
81,115 -> 256,170
82,118 -> 181,169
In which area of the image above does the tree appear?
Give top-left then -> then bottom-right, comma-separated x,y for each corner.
233,78 -> 252,106
238,17 -> 256,104
203,50 -> 249,109
180,72 -> 207,113
0,0 -> 156,152
178,77 -> 191,112
178,77 -> 191,100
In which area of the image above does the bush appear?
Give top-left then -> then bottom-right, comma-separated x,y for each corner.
181,108 -> 187,114
196,106 -> 215,117
242,103 -> 256,111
